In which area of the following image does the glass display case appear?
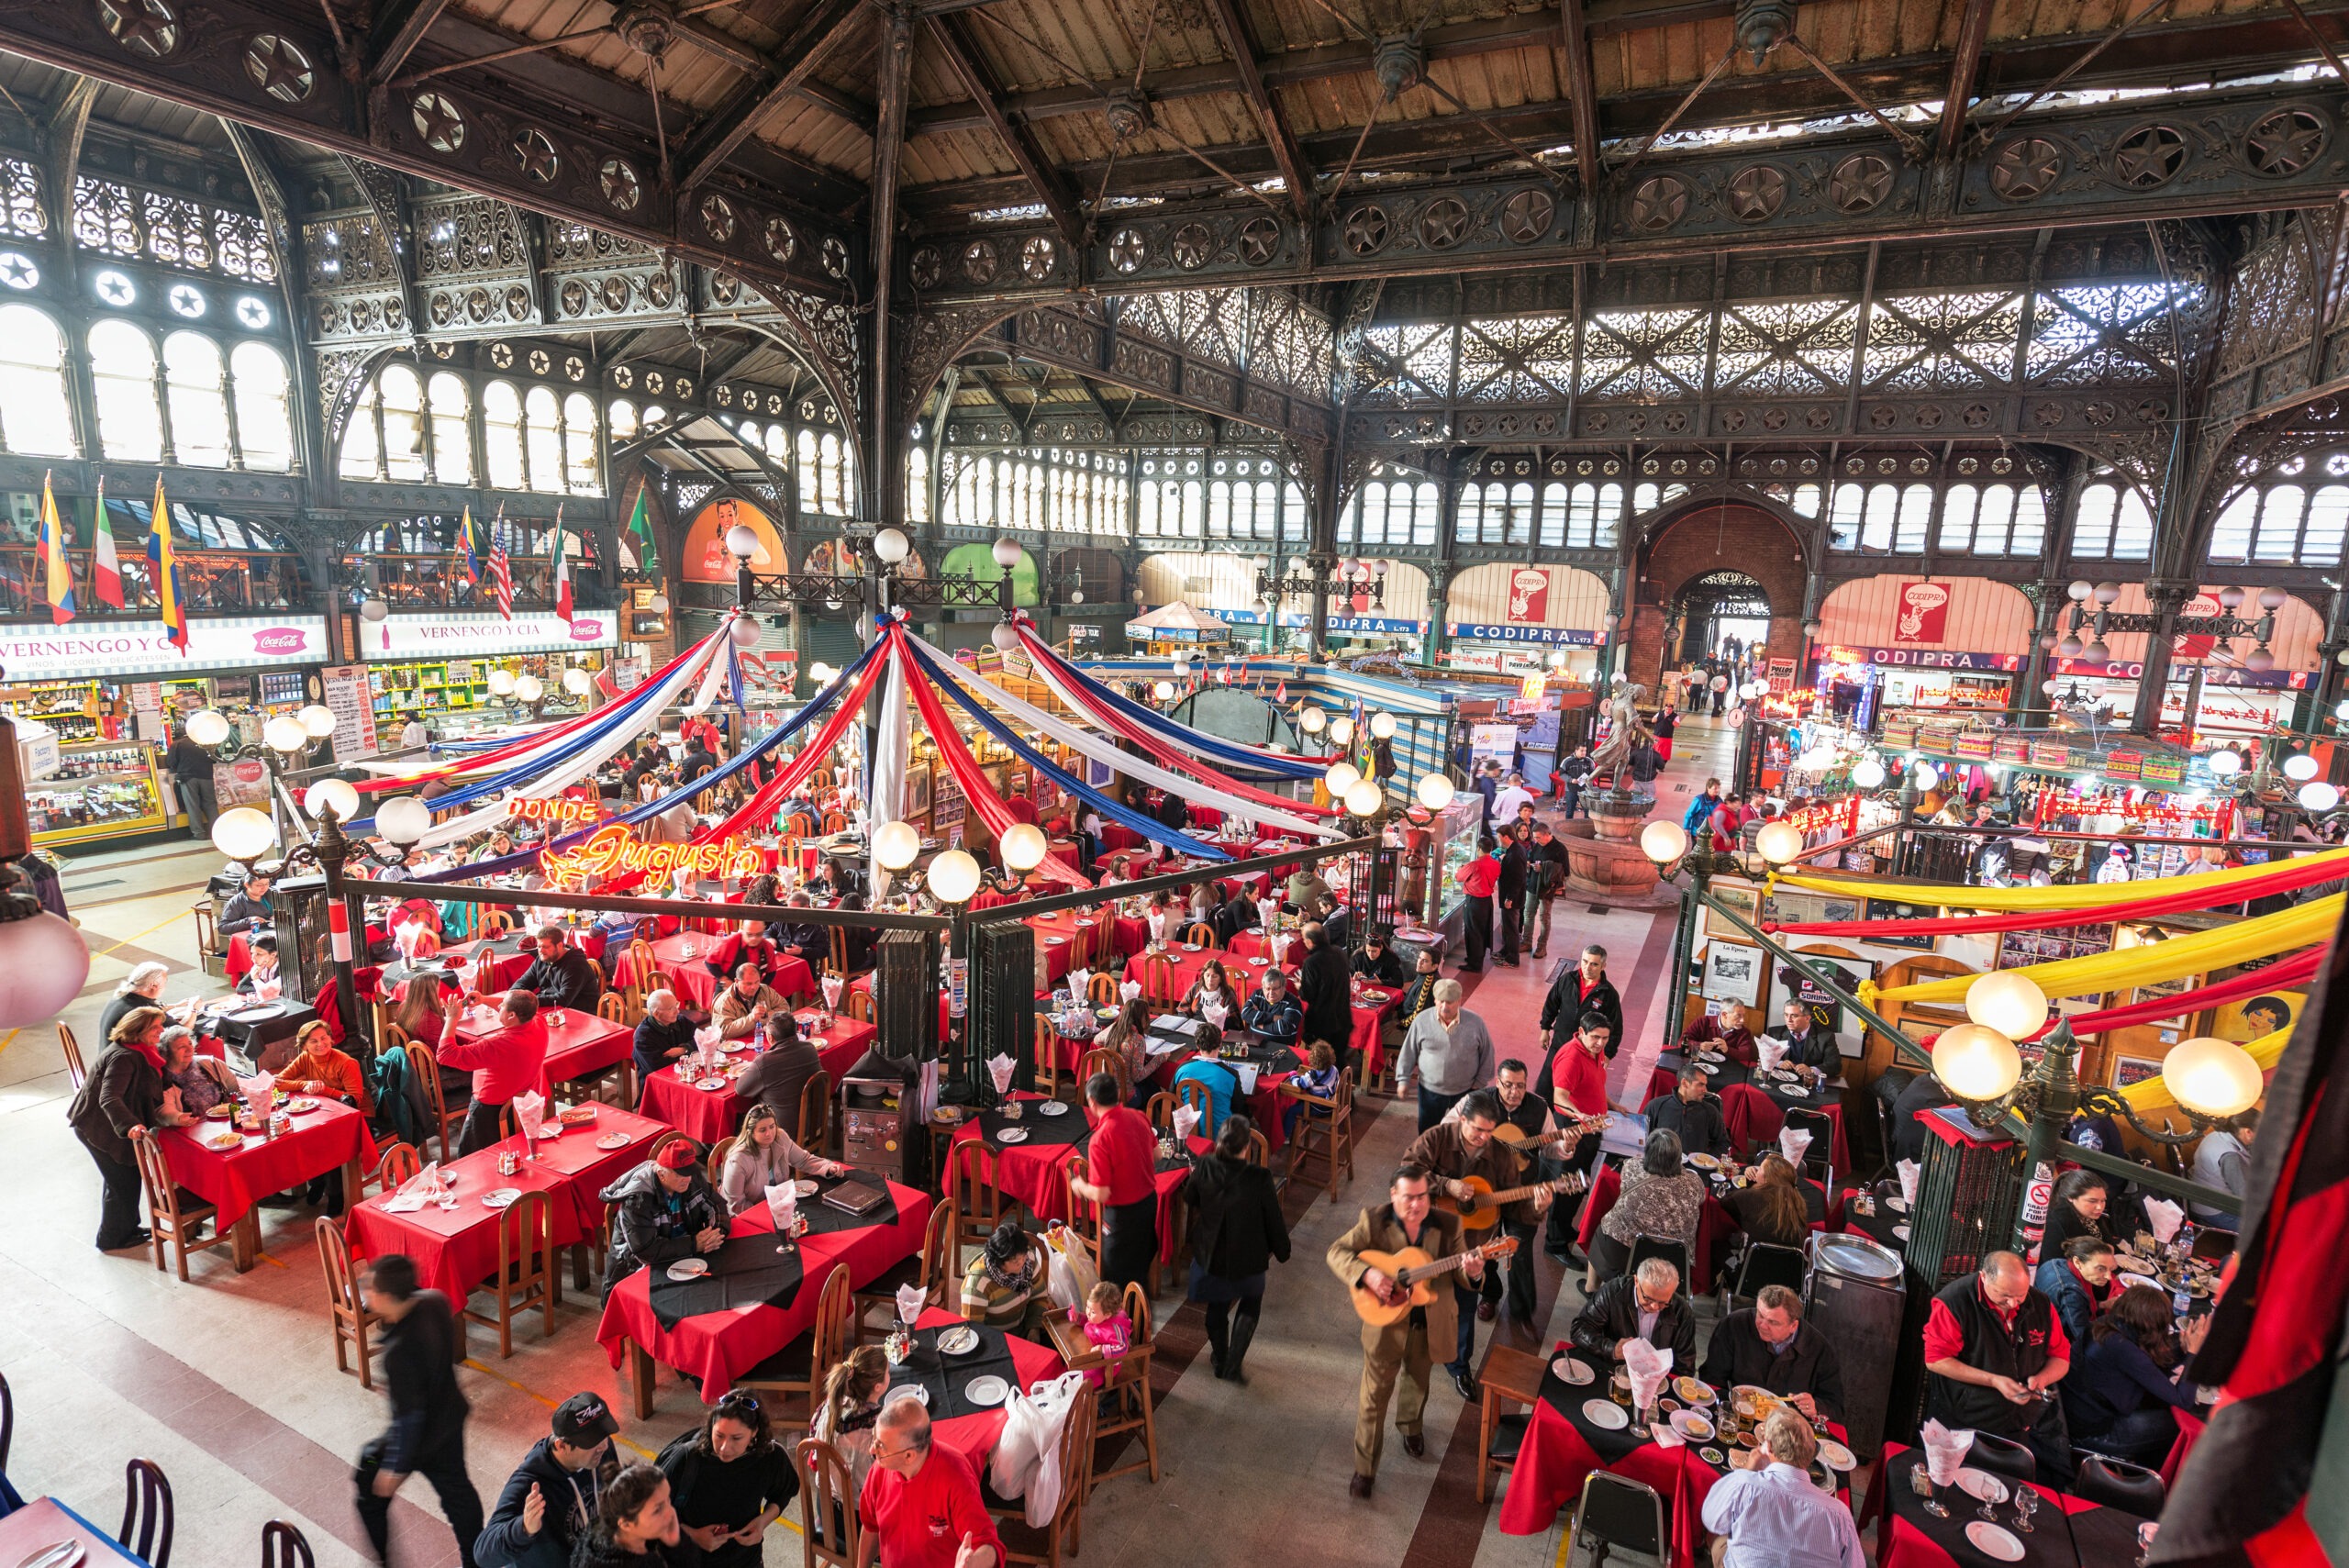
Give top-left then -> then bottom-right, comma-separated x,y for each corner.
28,738 -> 169,844
1415,793 -> 1485,928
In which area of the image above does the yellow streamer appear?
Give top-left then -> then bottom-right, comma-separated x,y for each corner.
2120,1028 -> 2289,1114
1776,843 -> 2349,912
1869,895 -> 2341,1005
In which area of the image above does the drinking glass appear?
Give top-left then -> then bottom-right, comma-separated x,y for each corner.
2012,1486 -> 2038,1533
1916,1462 -> 1951,1518
1976,1476 -> 2003,1522
2136,1522 -> 2159,1566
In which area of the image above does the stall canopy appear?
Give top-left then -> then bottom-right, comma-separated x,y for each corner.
1125,600 -> 1232,645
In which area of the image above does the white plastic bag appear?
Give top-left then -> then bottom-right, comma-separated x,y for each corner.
989,1370 -> 1088,1523
1040,1223 -> 1098,1310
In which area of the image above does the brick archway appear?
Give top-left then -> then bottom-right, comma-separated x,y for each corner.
1625,502 -> 1809,689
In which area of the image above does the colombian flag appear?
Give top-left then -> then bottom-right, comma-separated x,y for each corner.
39,472 -> 73,624
459,505 -> 484,585
148,474 -> 186,652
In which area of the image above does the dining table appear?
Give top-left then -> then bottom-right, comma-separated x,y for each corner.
596,1178 -> 933,1412
947,1095 -> 1096,1222
0,1497 -> 154,1567
1647,1050 -> 1853,1173
611,933 -> 814,1011
892,1308 -> 1070,1468
345,1106 -> 668,1299
1863,1442 -> 2132,1568
1573,1160 -> 1740,1294
159,1095 -> 377,1271
636,1013 -> 874,1144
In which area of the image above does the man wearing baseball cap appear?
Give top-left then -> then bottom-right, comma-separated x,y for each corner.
599,1138 -> 727,1296
476,1393 -> 620,1568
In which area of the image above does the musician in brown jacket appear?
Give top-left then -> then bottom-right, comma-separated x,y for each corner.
1407,1088 -> 1555,1391
1326,1163 -> 1483,1499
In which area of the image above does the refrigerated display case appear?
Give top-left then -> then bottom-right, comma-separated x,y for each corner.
28,738 -> 169,843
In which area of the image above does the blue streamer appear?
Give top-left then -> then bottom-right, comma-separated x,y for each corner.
1042,645 -> 1325,781
902,637 -> 1230,863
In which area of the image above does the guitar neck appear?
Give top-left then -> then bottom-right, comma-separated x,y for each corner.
1483,1173 -> 1587,1207
1396,1248 -> 1490,1286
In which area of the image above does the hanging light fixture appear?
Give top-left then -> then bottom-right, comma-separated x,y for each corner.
211,806 -> 278,862
1415,773 -> 1455,810
999,823 -> 1048,873
2161,1036 -> 2266,1118
1851,756 -> 1887,789
1342,778 -> 1385,817
1932,1023 -> 2024,1102
927,848 -> 983,904
303,777 -> 362,823
262,715 -> 309,755
375,795 -> 434,845
1325,762 -> 1363,796
186,709 -> 232,748
1966,971 -> 2048,1040
2283,751 -> 2321,782
874,820 -> 921,872
1369,711 -> 1397,740
1639,820 -> 1689,867
1754,819 -> 1806,865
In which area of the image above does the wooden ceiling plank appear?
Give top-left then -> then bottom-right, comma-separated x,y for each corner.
1200,0 -> 1317,223
674,0 -> 870,190
929,11 -> 1088,249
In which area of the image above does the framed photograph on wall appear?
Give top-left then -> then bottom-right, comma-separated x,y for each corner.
1865,897 -> 1942,950
1705,882 -> 1760,940
1701,940 -> 1765,1007
904,763 -> 931,819
2110,1053 -> 2165,1090
1086,756 -> 1116,789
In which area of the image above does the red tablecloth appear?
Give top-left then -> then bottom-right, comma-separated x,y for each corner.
1718,1082 -> 1852,1174
1862,1443 -> 2098,1568
225,931 -> 253,984
636,1022 -> 872,1143
596,1181 -> 932,1402
952,1096 -> 1089,1223
1026,909 -> 1147,966
0,1499 -> 149,1568
159,1097 -> 377,1230
613,935 -> 815,1011
2163,1407 -> 2205,1488
911,1307 -> 1070,1466
1574,1162 -> 1737,1294
1099,825 -> 1146,852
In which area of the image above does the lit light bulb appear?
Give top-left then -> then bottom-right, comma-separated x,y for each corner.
1640,820 -> 1689,867
1909,760 -> 1941,791
2299,781 -> 2340,811
991,537 -> 1022,569
263,715 -> 309,754
1325,762 -> 1363,796
1966,971 -> 2048,1040
211,806 -> 278,861
514,674 -> 545,706
2207,750 -> 2242,777
729,619 -> 763,648
1369,711 -> 1396,740
1342,779 -> 1385,817
562,668 -> 591,695
1297,706 -> 1326,734
361,597 -> 389,623
1851,757 -> 1887,790
487,670 -> 518,697
298,703 -> 338,739
725,523 -> 761,560
2283,751 -> 2320,782
1415,773 -> 1454,810
2161,1036 -> 2266,1118
1932,1023 -> 2023,1102
1330,716 -> 1356,747
375,795 -> 434,845
927,848 -> 982,904
1152,680 -> 1175,700
1000,822 -> 1048,872
874,819 -> 920,872
873,526 -> 910,564
304,777 -> 362,823
0,908 -> 91,1027
1755,819 -> 1806,865
186,709 -> 231,748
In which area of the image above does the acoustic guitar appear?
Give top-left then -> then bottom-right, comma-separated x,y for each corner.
1350,1237 -> 1520,1327
1437,1170 -> 1593,1231
1491,1112 -> 1609,1152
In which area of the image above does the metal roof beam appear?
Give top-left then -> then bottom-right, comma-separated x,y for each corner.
674,0 -> 871,192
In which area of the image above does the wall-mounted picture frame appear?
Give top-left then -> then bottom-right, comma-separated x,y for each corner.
1704,882 -> 1760,939
2110,1053 -> 2165,1090
1701,940 -> 1765,1006
1865,897 -> 1943,950
904,763 -> 931,820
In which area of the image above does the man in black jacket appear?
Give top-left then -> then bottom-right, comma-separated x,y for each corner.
1892,1070 -> 1957,1164
475,1392 -> 618,1568
597,1140 -> 726,1296
1494,823 -> 1530,967
1525,819 -> 1570,959
1641,1065 -> 1731,1159
1352,929 -> 1406,987
769,894 -> 826,966
218,872 -> 274,937
1569,1258 -> 1697,1368
165,725 -> 217,841
732,1013 -> 822,1122
355,1254 -> 484,1568
1699,1287 -> 1846,1422
513,926 -> 603,1012
1765,999 -> 1842,1077
1539,945 -> 1624,1057
1296,922 -> 1353,1061
631,989 -> 699,1079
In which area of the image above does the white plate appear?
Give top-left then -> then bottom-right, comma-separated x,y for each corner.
1779,1084 -> 1810,1097
596,1132 -> 631,1150
938,1326 -> 982,1356
1038,1100 -> 1070,1117
1671,1409 -> 1715,1440
1957,1468 -> 2009,1504
1885,1196 -> 1909,1214
1893,1223 -> 1911,1240
14,1541 -> 86,1568
1046,936 -> 1068,946
696,1077 -> 730,1092
1817,1438 -> 1856,1471
287,1100 -> 323,1115
719,1041 -> 753,1054
1581,1399 -> 1630,1430
963,1374 -> 1010,1407
2119,1272 -> 2161,1293
794,1178 -> 820,1197
996,1127 -> 1030,1144
891,1384 -> 930,1406
484,1188 -> 522,1208
1552,1357 -> 1595,1386
1675,1376 -> 1714,1403
202,1132 -> 248,1151
1183,943 -> 1202,952
534,1123 -> 563,1140
1965,1521 -> 2024,1562
1701,1062 -> 1723,1074
1248,957 -> 1268,966
1074,918 -> 1096,928
666,1258 -> 710,1280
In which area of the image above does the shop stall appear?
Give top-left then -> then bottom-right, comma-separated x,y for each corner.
362,608 -> 618,740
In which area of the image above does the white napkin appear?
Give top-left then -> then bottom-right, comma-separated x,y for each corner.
1921,1419 -> 1974,1485
820,973 -> 844,1010
385,1160 -> 447,1213
239,1072 -> 275,1125
1147,909 -> 1170,941
1898,1159 -> 1921,1208
988,1053 -> 1017,1096
254,976 -> 283,1003
513,1090 -> 547,1142
1269,931 -> 1293,965
1233,1062 -> 1261,1095
1778,1128 -> 1813,1165
1622,1340 -> 1673,1412
766,1181 -> 797,1230
1649,1420 -> 1687,1449
1120,980 -> 1141,1003
695,1023 -> 722,1051
1173,1106 -> 1201,1142
1757,1037 -> 1787,1073
395,918 -> 424,962
1067,966 -> 1091,1001
2146,1197 -> 2186,1244
896,1284 -> 928,1326
1201,999 -> 1229,1029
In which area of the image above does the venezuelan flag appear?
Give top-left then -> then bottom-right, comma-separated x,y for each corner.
148,474 -> 186,651
39,472 -> 73,624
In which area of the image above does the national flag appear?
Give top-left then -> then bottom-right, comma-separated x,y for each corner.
624,484 -> 660,577
458,506 -> 483,585
38,472 -> 73,624
147,474 -> 187,652
551,505 -> 573,622
90,478 -> 124,609
488,519 -> 514,621
1274,680 -> 1286,702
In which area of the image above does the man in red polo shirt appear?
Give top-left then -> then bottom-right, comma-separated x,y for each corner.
1533,1013 -> 1614,1260
1452,833 -> 1502,972
437,987 -> 550,1155
856,1397 -> 999,1568
1072,1070 -> 1160,1294
1922,1251 -> 2075,1480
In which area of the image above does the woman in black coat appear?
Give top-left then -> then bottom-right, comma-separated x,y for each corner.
1182,1113 -> 1291,1385
67,1006 -> 195,1251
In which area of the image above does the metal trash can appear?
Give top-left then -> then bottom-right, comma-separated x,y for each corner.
1805,1231 -> 1906,1458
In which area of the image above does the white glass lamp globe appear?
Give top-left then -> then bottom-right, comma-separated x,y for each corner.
1710,675 -> 1729,692
2299,781 -> 2341,811
514,674 -> 545,706
1415,773 -> 1455,810
0,909 -> 91,1027
1152,680 -> 1175,701
991,621 -> 1021,654
298,703 -> 338,739
1330,716 -> 1357,746
873,526 -> 910,564
729,618 -> 762,648
725,523 -> 761,560
2259,587 -> 2288,611
304,777 -> 362,823
874,819 -> 921,872
211,806 -> 278,861
807,662 -> 836,685
563,667 -> 591,695
1966,971 -> 2048,1040
375,795 -> 434,845
2067,580 -> 2094,602
361,597 -> 389,622
1932,1022 -> 2023,1102
487,669 -> 517,697
2161,1036 -> 2266,1118
1851,757 -> 1887,789
1343,779 -> 1385,817
2207,750 -> 2242,777
1910,760 -> 1941,791
1640,820 -> 1689,866
1755,819 -> 1806,865
1000,822 -> 1048,872
2094,582 -> 2122,606
2284,751 -> 2321,782
262,715 -> 308,754
991,537 -> 1022,569
651,593 -> 671,615
1325,762 -> 1363,796
1370,711 -> 1397,740
928,849 -> 982,904
1297,706 -> 1327,734
186,708 -> 231,747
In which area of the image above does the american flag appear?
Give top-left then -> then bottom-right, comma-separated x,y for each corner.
488,527 -> 514,620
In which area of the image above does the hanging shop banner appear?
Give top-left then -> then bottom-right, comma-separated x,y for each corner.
0,616 -> 328,680
1506,567 -> 1552,624
1823,644 -> 2021,672
320,665 -> 380,761
1214,608 -> 1428,636
363,609 -> 618,660
1891,582 -> 1953,645
1446,623 -> 1603,647
2051,656 -> 2311,690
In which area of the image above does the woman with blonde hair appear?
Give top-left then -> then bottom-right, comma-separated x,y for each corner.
808,1344 -> 890,1510
718,1102 -> 845,1217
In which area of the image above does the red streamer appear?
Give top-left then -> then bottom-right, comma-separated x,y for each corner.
1766,853 -> 2349,939
1913,948 -> 2321,1048
896,630 -> 1090,889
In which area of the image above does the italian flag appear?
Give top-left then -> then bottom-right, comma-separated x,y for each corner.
551,505 -> 573,623
90,477 -> 124,609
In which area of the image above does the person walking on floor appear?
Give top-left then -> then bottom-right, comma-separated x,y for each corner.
354,1253 -> 484,1568
1396,979 -> 1496,1131
1452,834 -> 1501,972
1182,1113 -> 1290,1383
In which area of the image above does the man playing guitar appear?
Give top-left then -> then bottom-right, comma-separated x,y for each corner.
1442,1060 -> 1585,1324
1404,1090 -> 1558,1399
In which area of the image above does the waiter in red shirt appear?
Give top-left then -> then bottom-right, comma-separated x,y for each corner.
857,1398 -> 1000,1568
1072,1071 -> 1161,1294
437,987 -> 550,1155
1533,1013 -> 1615,1258
1452,834 -> 1502,972
1922,1251 -> 2076,1479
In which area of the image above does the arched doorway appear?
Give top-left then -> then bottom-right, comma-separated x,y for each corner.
1671,569 -> 1774,667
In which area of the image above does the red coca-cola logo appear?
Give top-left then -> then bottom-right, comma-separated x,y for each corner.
569,617 -> 606,642
231,760 -> 266,784
250,627 -> 310,654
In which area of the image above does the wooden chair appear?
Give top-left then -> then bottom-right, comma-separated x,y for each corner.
1090,1280 -> 1161,1486
1144,1092 -> 1176,1134
1475,1342 -> 1545,1503
1183,922 -> 1215,946
853,1199 -> 955,1329
367,1141 -> 422,1196
1174,1077 -> 1210,1124
262,1520 -> 316,1568
822,811 -> 849,834
993,1393 -> 1095,1566
1085,973 -> 1119,1006
796,1069 -> 832,1157
1141,954 -> 1179,1005
60,1023 -> 85,1091
1,1368 -> 13,1473
130,1129 -> 228,1282
793,1437 -> 859,1568
845,987 -> 874,1023
1033,1015 -> 1062,1101
597,993 -> 628,1025
1076,1047 -> 1128,1104
785,812 -> 817,840
1285,1066 -> 1355,1204
739,1262 -> 856,1418
461,1190 -> 557,1358
946,1138 -> 1005,1264
406,1041 -> 465,1163
191,899 -> 220,974
316,1217 -> 384,1388
120,1458 -> 174,1568
1241,1128 -> 1270,1167
1057,1156 -> 1101,1267
481,910 -> 515,938
827,927 -> 852,975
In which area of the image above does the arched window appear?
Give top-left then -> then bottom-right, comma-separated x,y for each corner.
1595,484 -> 1624,546
908,448 -> 930,524
1789,484 -> 1822,517
1827,483 -> 1865,550
379,363 -> 426,482
523,386 -> 562,492
562,393 -> 599,494
2072,483 -> 2119,558
2111,486 -> 2154,561
0,307 -> 75,457
1939,484 -> 1978,551
607,399 -> 638,441
1355,481 -> 1385,546
796,429 -> 819,508
89,319 -> 162,462
427,372 -> 471,484
2254,485 -> 2308,563
1181,479 -> 1203,536
1507,482 -> 1535,546
1410,481 -> 1439,544
2009,485 -> 2048,556
229,343 -> 293,473
763,425 -> 789,469
820,433 -> 846,514
483,380 -> 525,490
1860,484 -> 1899,551
341,379 -> 380,479
2304,485 -> 2349,565
2210,489 -> 2257,562
1896,484 -> 1934,552
161,332 -> 230,469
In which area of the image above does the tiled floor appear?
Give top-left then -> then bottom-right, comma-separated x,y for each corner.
0,720 -> 1746,1568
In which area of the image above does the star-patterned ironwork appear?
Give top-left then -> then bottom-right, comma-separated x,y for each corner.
599,157 -> 641,211
1109,228 -> 1148,272
95,269 -> 136,306
1830,154 -> 1895,213
510,129 -> 560,184
765,217 -> 797,263
1988,137 -> 2064,200
412,92 -> 466,153
0,252 -> 39,290
1237,216 -> 1282,265
1499,187 -> 1554,243
2244,108 -> 2326,176
962,239 -> 998,284
700,192 -> 737,242
1171,222 -> 1214,270
1629,175 -> 1688,231
1726,164 -> 1787,222
243,34 -> 313,102
819,236 -> 850,279
1019,235 -> 1056,281
1342,206 -> 1392,255
97,0 -> 178,58
1417,196 -> 1470,249
2110,124 -> 2186,189
910,245 -> 945,287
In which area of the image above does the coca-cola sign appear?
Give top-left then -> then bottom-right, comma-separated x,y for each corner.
250,627 -> 311,655
1892,581 -> 1950,645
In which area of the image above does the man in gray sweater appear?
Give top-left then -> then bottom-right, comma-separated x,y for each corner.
1397,979 -> 1496,1131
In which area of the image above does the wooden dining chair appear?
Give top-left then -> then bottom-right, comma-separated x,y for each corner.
119,1457 -> 174,1568
785,812 -> 817,840
796,1069 -> 832,1157
367,1141 -> 422,1196
481,910 -> 515,938
1241,1128 -> 1270,1167
1142,954 -> 1179,1006
59,1022 -> 85,1091
846,986 -> 874,1023
828,927 -> 852,974
1075,1047 -> 1129,1104
1285,1067 -> 1355,1204
1091,1280 -> 1161,1486
1475,1343 -> 1545,1504
1174,1077 -> 1210,1124
262,1519 -> 317,1568
130,1129 -> 228,1282
1144,1092 -> 1177,1134
853,1200 -> 954,1329
992,1381 -> 1097,1566
1032,1015 -> 1062,1101
793,1437 -> 859,1568
462,1191 -> 557,1358
316,1217 -> 384,1388
1057,1156 -> 1101,1267
945,1138 -> 1005,1263
1183,922 -> 1215,947
405,1041 -> 465,1163
740,1262 -> 855,1418
1085,973 -> 1119,1006
1,1368 -> 13,1474
597,993 -> 628,1025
